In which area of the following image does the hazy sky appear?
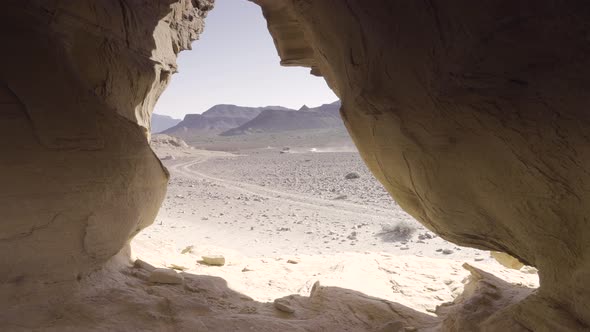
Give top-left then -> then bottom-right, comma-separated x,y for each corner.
154,0 -> 337,119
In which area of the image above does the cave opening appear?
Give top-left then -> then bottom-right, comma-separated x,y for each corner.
135,0 -> 535,318
5,0 -> 574,330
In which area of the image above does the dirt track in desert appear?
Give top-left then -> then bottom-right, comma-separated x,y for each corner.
131,139 -> 538,313
138,145 -> 493,260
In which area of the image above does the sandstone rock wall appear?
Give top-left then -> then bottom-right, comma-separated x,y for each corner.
2,0 -> 589,330
0,0 -> 212,289
253,0 -> 590,329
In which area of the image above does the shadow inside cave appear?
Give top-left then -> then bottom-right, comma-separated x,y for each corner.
17,259 -> 439,332
1,250 -> 545,331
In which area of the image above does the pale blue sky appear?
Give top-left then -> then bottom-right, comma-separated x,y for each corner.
154,0 -> 337,119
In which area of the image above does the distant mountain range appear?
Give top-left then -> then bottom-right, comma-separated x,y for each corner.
153,101 -> 342,139
200,104 -> 292,118
160,104 -> 292,138
221,101 -> 342,136
151,114 -> 181,133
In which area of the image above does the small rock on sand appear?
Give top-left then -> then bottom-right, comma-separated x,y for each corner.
181,245 -> 194,254
344,172 -> 360,180
169,263 -> 189,271
442,249 -> 454,255
287,259 -> 299,264
418,232 -> 433,240
149,268 -> 183,284
202,255 -> 226,266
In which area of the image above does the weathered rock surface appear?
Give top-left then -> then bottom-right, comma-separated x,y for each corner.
2,0 -> 589,331
163,104 -> 294,139
253,0 -> 590,329
273,298 -> 296,313
148,268 -> 184,284
151,134 -> 189,149
491,251 -> 525,270
0,0 -> 211,294
221,101 -> 343,136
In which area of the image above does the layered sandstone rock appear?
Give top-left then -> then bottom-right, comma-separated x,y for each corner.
0,0 -> 211,290
253,0 -> 590,329
1,0 -> 588,330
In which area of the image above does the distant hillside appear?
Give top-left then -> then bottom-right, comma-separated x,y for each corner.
221,101 -> 343,136
201,104 -> 292,119
151,114 -> 181,133
162,104 -> 294,139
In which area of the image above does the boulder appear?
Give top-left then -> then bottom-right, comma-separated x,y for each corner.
149,268 -> 184,284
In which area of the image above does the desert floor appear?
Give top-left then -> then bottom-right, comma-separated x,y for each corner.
132,135 -> 539,315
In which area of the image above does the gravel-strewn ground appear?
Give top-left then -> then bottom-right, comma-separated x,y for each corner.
144,138 -> 494,262
194,149 -> 395,210
127,135 -> 538,331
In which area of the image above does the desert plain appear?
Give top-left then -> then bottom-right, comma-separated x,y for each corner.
132,131 -> 539,315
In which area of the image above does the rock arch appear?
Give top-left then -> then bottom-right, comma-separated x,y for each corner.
0,0 -> 588,330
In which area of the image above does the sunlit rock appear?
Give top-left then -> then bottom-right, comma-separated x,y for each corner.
253,0 -> 590,329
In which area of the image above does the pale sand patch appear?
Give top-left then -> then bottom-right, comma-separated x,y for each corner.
141,136 -> 539,323
131,234 -> 538,315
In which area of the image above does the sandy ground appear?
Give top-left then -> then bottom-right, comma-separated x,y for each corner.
0,141 -> 541,331
131,135 -> 539,316
140,146 -> 493,260
181,128 -> 354,152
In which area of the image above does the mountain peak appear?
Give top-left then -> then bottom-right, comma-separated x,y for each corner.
151,113 -> 181,133
221,102 -> 344,136
161,104 -> 295,139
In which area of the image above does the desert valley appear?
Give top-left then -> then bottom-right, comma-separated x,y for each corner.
133,102 -> 539,319
5,0 -> 590,330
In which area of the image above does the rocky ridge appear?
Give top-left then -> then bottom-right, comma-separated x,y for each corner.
162,104 -> 295,139
221,101 -> 343,136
